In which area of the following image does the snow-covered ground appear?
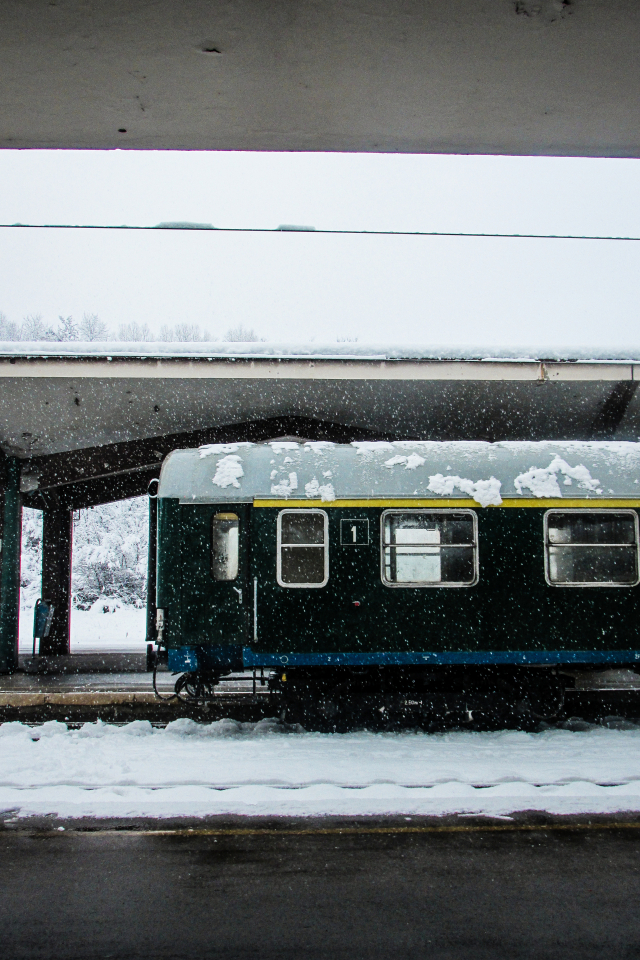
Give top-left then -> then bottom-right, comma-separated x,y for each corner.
19,608 -> 147,654
3,718 -> 640,820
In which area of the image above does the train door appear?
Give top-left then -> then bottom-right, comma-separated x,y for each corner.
208,504 -> 251,643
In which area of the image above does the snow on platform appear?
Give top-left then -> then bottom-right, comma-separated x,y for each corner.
3,719 -> 640,820
19,608 -> 147,655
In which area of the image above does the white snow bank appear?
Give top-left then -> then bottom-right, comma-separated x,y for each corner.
3,719 -> 640,819
304,477 -> 336,500
427,474 -> 502,507
385,453 -> 426,470
271,472 -> 298,497
514,457 -> 603,498
211,454 -> 244,489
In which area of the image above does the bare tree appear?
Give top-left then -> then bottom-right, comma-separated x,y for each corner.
118,321 -> 153,342
55,315 -> 79,341
0,312 -> 20,340
160,323 -> 211,341
223,325 -> 263,342
175,322 -> 210,341
79,312 -> 109,341
20,314 -> 47,340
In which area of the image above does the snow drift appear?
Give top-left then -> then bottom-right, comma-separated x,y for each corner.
3,719 -> 640,820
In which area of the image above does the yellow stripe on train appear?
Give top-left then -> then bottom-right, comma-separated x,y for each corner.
254,498 -> 640,509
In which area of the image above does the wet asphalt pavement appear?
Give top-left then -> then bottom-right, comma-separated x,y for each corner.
2,816 -> 640,959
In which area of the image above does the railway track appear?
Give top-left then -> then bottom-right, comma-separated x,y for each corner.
2,686 -> 640,728
4,660 -> 640,727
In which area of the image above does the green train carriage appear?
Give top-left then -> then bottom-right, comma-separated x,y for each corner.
154,440 -> 640,722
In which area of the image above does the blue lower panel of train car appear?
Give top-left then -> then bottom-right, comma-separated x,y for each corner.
168,645 -> 640,672
242,649 -> 640,666
168,644 -> 244,674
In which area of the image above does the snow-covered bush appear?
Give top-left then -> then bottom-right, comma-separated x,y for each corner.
20,508 -> 43,610
20,497 -> 149,611
72,498 -> 148,608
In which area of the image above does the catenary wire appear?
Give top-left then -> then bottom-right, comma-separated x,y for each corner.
1,223 -> 640,240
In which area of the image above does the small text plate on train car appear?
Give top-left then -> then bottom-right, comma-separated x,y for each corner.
340,519 -> 370,545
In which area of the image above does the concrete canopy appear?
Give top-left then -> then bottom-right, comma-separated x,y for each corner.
1,345 -> 640,509
2,0 -> 640,157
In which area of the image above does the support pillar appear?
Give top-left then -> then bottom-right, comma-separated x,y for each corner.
40,500 -> 72,656
146,487 -> 158,645
0,459 -> 22,673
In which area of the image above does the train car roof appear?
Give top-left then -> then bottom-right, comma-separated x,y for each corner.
158,441 -> 640,507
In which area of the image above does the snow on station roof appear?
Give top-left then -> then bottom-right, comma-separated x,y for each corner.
2,341 -> 640,362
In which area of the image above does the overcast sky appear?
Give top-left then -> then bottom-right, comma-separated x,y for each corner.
0,150 -> 639,348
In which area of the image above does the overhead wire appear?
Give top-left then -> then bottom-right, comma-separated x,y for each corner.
0,223 -> 639,241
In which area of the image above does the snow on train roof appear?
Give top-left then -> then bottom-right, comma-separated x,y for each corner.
158,441 -> 640,507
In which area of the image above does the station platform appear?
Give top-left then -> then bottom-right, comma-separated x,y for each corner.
0,656 -> 274,725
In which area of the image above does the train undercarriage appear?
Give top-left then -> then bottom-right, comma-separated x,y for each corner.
271,666 -> 569,730
159,662 -> 578,731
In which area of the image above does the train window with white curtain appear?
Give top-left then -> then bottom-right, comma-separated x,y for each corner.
277,509 -> 329,587
381,510 -> 478,587
211,512 -> 239,580
544,510 -> 639,586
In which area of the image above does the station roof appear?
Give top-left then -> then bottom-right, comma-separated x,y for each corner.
2,0 -> 640,158
2,343 -> 640,510
159,440 -> 640,507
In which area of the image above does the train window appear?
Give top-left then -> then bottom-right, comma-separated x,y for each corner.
544,510 -> 640,586
277,509 -> 329,588
211,512 -> 239,580
381,510 -> 478,587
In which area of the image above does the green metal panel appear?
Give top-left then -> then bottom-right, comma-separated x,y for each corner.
157,498 -> 250,647
156,497 -> 181,643
251,506 -> 640,656
158,501 -> 640,655
252,506 -> 483,655
145,493 -> 158,644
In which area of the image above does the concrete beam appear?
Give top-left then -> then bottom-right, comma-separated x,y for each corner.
0,357 -> 633,382
1,355 -> 639,461
2,0 -> 640,157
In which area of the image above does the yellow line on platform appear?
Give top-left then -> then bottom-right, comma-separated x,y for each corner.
55,821 -> 640,838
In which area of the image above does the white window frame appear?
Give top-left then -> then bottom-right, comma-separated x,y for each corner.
380,508 -> 479,588
277,508 -> 329,589
543,508 -> 640,588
